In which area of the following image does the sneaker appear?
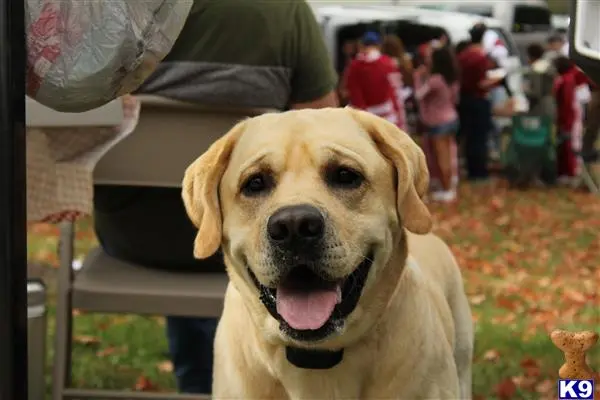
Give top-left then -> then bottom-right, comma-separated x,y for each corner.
557,176 -> 577,187
432,190 -> 457,203
430,191 -> 443,202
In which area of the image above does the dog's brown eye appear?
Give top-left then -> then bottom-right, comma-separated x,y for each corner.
326,166 -> 364,189
241,173 -> 273,196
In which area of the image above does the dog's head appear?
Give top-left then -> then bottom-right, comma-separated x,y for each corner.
182,108 -> 431,347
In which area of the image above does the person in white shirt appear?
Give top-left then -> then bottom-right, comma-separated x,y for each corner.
482,29 -> 511,159
545,33 -> 568,61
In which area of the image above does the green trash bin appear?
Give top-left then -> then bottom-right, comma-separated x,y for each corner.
27,279 -> 47,400
502,114 -> 557,186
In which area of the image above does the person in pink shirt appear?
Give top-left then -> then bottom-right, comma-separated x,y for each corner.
414,46 -> 460,202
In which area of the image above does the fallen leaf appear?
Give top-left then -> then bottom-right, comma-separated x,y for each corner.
96,321 -> 111,331
134,376 -> 156,391
503,241 -> 523,253
33,249 -> 59,267
495,377 -> 517,400
96,346 -> 117,357
535,379 -> 554,394
538,277 -> 551,288
73,335 -> 100,347
96,345 -> 127,358
562,288 -> 587,305
496,296 -> 518,311
511,375 -> 536,391
29,223 -> 59,236
490,197 -> 505,211
491,313 -> 517,325
156,360 -> 173,373
469,294 -> 487,305
520,357 -> 541,377
109,315 -> 134,325
483,349 -> 500,362
494,214 -> 511,226
75,230 -> 96,241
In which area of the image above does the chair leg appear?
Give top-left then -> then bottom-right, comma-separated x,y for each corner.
580,163 -> 600,194
52,222 -> 75,400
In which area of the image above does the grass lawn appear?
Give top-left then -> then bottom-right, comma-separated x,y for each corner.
29,181 -> 599,399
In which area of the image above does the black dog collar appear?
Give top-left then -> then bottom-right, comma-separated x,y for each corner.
286,346 -> 344,369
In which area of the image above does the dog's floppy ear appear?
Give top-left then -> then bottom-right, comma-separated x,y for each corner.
348,108 -> 432,234
181,120 -> 246,259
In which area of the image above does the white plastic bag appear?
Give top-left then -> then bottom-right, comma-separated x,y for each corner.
26,0 -> 192,112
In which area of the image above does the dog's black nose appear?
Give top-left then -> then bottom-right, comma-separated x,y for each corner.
267,205 -> 324,248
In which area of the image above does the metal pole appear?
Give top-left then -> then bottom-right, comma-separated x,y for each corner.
0,0 -> 28,397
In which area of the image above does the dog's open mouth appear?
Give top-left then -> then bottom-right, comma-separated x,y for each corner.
248,253 -> 374,341
276,267 -> 343,331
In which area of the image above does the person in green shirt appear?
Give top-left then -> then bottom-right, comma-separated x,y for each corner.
93,0 -> 338,394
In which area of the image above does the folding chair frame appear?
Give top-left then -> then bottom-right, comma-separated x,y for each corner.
51,97 -> 273,400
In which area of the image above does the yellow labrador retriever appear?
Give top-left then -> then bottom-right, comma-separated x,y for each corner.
182,108 -> 473,399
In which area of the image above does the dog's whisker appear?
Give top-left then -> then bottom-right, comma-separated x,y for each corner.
342,241 -> 375,265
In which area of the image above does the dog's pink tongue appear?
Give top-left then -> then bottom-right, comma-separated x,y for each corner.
276,285 -> 339,330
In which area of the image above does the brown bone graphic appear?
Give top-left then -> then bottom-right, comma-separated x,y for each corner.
551,329 -> 599,380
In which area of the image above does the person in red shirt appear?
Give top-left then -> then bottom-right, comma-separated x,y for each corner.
457,23 -> 503,181
554,56 -> 584,181
345,31 -> 406,130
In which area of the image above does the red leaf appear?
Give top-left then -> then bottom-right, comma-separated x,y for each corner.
520,357 -> 541,377
134,376 -> 156,391
496,296 -> 518,311
495,378 -> 517,400
490,197 -> 504,211
96,322 -> 111,331
520,358 -> 538,368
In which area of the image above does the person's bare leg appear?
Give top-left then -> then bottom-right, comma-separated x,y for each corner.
433,134 -> 453,191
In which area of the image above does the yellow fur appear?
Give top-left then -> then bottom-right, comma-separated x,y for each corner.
182,108 -> 473,399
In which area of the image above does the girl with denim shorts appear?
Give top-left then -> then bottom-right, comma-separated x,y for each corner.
414,47 -> 460,202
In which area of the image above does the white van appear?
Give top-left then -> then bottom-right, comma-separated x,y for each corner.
551,14 -> 570,33
314,5 -> 524,97
310,0 -> 552,59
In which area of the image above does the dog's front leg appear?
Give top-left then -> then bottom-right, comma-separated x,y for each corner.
213,290 -> 287,399
213,324 -> 286,399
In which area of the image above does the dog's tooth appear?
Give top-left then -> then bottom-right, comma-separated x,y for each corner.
336,285 -> 342,303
